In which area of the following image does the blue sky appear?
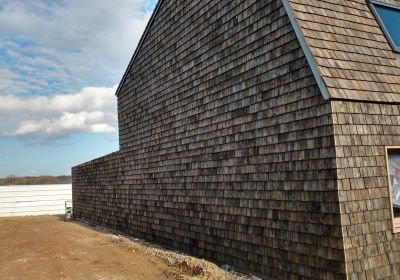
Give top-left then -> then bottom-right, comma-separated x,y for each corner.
0,0 -> 157,177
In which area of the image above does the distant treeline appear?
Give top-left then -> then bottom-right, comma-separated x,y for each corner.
0,175 -> 72,186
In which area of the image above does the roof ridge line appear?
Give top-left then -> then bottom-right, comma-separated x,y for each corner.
115,0 -> 165,97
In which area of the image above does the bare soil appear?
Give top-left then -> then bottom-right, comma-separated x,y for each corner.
0,215 -> 247,280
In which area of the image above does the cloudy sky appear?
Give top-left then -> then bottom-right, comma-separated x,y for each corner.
0,0 -> 157,177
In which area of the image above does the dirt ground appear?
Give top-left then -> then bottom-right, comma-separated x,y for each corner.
0,215 -> 249,280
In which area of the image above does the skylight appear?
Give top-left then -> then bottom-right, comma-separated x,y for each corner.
370,0 -> 400,53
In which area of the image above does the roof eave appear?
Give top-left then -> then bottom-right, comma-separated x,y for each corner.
115,0 -> 164,97
281,0 -> 331,101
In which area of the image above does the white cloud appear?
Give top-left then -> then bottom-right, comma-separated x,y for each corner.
0,0 -> 155,140
0,66 -> 31,94
12,112 -> 115,136
0,0 -> 154,96
0,86 -> 117,114
0,85 -> 118,137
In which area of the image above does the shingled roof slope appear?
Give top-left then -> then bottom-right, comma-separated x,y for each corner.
286,0 -> 400,103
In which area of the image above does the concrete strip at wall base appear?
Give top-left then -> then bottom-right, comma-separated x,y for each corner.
0,184 -> 72,217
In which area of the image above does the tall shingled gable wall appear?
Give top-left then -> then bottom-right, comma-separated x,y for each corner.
332,101 -> 400,279
73,0 -> 346,278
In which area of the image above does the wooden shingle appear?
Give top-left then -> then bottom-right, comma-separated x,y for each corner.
288,0 -> 400,102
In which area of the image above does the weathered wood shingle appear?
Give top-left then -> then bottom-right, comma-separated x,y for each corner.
73,0 -> 400,279
73,0 -> 346,278
287,0 -> 400,102
332,100 -> 400,279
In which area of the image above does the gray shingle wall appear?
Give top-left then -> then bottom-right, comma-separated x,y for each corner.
73,0 -> 346,278
332,101 -> 400,279
72,152 -> 122,226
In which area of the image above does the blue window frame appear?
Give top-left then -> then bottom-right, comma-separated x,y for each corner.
370,0 -> 400,53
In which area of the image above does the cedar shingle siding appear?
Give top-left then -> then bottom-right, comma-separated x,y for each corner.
332,101 -> 400,278
72,0 -> 400,278
287,0 -> 400,102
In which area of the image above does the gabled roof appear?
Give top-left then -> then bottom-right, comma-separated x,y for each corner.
116,0 -> 400,103
286,0 -> 400,103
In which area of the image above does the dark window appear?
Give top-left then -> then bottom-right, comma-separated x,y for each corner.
370,1 -> 400,53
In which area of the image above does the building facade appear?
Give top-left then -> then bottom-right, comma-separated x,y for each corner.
72,0 -> 400,278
